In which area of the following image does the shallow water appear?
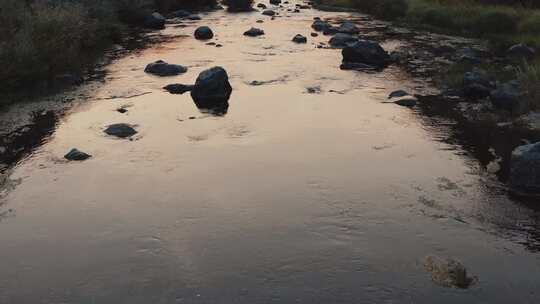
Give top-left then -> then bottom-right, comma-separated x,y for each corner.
1,2 -> 540,303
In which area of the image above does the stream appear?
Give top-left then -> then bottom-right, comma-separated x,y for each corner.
1,2 -> 540,303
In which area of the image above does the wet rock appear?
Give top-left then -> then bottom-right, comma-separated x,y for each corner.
311,19 -> 332,32
292,34 -> 307,43
388,89 -> 409,99
186,15 -> 202,20
394,97 -> 417,107
510,141 -> 540,197
64,148 -> 91,161
244,27 -> 265,37
462,69 -> 493,100
337,21 -> 359,34
262,9 -> 276,16
342,40 -> 391,69
490,80 -> 526,114
144,60 -> 187,76
270,0 -> 281,4
329,33 -> 357,48
144,12 -> 166,30
424,256 -> 476,289
104,124 -> 137,138
507,43 -> 536,59
311,32 -> 318,37
164,83 -> 194,94
190,67 -> 232,115
257,3 -> 267,9
194,26 -> 214,40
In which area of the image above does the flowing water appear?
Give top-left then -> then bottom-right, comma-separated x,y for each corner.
1,2 -> 540,303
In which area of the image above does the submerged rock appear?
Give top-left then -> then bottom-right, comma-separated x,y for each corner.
329,33 -> 357,48
144,12 -> 165,30
194,26 -> 214,40
342,40 -> 391,69
164,84 -> 194,94
244,27 -> 265,37
292,34 -> 307,43
104,124 -> 137,138
510,141 -> 540,197
190,67 -> 232,115
424,256 -> 476,289
64,148 -> 91,161
144,60 -> 187,76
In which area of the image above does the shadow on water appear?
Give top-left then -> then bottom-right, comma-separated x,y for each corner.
415,95 -> 540,252
0,111 -> 58,173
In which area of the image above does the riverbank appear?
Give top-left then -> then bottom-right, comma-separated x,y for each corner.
0,0 -> 219,106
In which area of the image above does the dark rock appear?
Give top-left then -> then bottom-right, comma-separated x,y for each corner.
144,60 -> 187,76
164,83 -> 194,94
311,32 -> 318,37
244,27 -> 265,37
270,0 -> 281,4
117,107 -> 128,114
340,62 -> 376,71
322,26 -> 338,35
292,34 -> 307,43
64,148 -> 92,161
256,19 -> 264,23
457,47 -> 480,65
337,21 -> 359,34
257,3 -> 267,9
510,141 -> 540,197
194,26 -> 214,40
507,43 -> 536,59
144,12 -> 166,30
329,33 -> 357,48
342,40 -> 391,69
312,19 -> 331,31
104,124 -> 137,138
462,69 -> 493,100
262,9 -> 276,16
490,81 -> 526,114
186,14 -> 202,20
190,67 -> 232,115
389,90 -> 409,99
394,97 -> 417,107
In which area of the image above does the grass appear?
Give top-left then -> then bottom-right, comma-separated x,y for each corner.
0,0 -> 217,102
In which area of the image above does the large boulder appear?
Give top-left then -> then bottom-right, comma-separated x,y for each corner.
337,21 -> 359,34
510,142 -> 540,197
244,27 -> 265,37
341,40 -> 391,69
190,67 -> 232,114
194,26 -> 214,40
490,80 -> 526,113
144,60 -> 187,76
329,33 -> 357,48
144,12 -> 166,30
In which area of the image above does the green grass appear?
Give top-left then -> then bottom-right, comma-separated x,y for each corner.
0,0 -> 217,102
